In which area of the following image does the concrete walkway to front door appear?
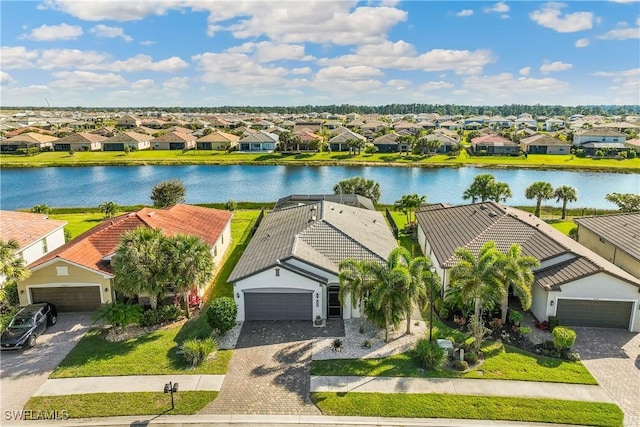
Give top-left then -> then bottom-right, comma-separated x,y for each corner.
200,320 -> 344,415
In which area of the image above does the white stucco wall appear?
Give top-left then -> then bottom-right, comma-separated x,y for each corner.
21,227 -> 66,266
531,284 -> 552,322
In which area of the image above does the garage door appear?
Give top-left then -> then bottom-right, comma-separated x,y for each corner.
244,292 -> 312,320
30,287 -> 102,312
556,299 -> 632,329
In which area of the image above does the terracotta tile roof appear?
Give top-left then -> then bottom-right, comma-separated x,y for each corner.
471,134 -> 516,146
195,131 -> 240,143
574,213 -> 640,262
29,205 -> 232,275
4,132 -> 58,144
576,128 -> 626,137
151,131 -> 195,143
103,131 -> 151,143
0,211 -> 66,249
54,132 -> 107,143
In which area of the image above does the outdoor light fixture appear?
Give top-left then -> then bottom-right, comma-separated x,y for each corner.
236,293 -> 240,299
550,300 -> 554,307
163,381 -> 179,410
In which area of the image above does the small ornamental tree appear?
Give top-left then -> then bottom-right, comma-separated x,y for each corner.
151,179 -> 186,208
552,326 -> 577,351
206,297 -> 237,335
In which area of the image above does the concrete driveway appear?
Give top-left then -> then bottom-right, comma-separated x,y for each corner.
572,327 -> 640,427
0,312 -> 93,415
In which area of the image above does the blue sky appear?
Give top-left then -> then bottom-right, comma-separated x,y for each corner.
1,1 -> 639,107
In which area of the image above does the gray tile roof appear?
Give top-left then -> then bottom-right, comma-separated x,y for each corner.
228,201 -> 397,283
415,202 -> 640,290
520,134 -> 568,146
575,213 -> 640,262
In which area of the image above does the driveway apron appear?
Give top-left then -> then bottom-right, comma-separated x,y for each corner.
0,313 -> 93,415
571,327 -> 640,427
201,320 -> 344,415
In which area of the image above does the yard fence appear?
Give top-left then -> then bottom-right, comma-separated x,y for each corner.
385,208 -> 399,238
250,209 -> 266,237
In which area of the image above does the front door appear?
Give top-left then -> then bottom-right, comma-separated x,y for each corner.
327,286 -> 342,318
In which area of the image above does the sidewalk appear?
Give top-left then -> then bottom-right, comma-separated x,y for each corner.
34,375 -> 225,396
310,375 -> 614,403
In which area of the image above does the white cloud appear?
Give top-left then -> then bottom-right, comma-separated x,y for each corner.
1,46 -> 38,69
598,19 -> 640,40
38,49 -> 109,70
387,79 -> 412,90
575,38 -> 590,47
163,77 -> 189,90
463,73 -> 568,98
319,41 -> 494,75
313,66 -> 384,93
22,23 -> 83,41
192,52 -> 293,88
5,85 -> 53,96
456,9 -> 473,17
530,3 -> 594,33
51,71 -> 127,89
519,66 -> 531,76
592,68 -> 640,103
226,41 -> 315,63
592,68 -> 640,79
540,61 -> 573,74
291,67 -> 312,75
419,81 -> 454,91
484,2 -> 509,13
106,54 -> 188,73
90,24 -> 133,42
40,0 -> 181,21
0,71 -> 16,86
131,79 -> 155,90
140,40 -> 156,46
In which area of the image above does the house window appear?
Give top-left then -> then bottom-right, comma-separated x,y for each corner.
221,234 -> 224,245
41,239 -> 48,254
56,266 -> 69,276
275,268 -> 280,277
213,245 -> 217,257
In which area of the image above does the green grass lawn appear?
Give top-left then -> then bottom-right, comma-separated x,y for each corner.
311,340 -> 596,384
311,393 -> 623,427
547,219 -> 577,235
2,150 -> 638,172
25,391 -> 216,417
48,212 -> 106,239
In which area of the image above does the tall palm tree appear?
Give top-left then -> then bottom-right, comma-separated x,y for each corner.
449,241 -> 504,320
164,234 -> 214,318
112,227 -> 167,309
338,258 -> 376,330
497,244 -> 540,323
403,253 -> 431,335
489,182 -> 512,203
553,186 -> 578,219
525,181 -> 554,217
463,174 -> 497,203
0,239 -> 30,285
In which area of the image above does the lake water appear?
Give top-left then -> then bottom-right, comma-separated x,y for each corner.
0,165 -> 638,210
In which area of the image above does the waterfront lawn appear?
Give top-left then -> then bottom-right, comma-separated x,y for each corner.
48,212 -> 105,239
310,340 -> 596,384
25,391 -> 217,417
547,219 -> 577,235
311,393 -> 623,427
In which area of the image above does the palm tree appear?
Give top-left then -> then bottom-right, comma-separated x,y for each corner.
334,177 -> 382,204
112,227 -> 168,309
553,186 -> 578,219
99,201 -> 119,219
525,181 -> 554,217
0,239 -> 30,285
489,182 -> 512,203
463,174 -> 496,203
449,241 -> 504,320
164,234 -> 214,318
497,244 -> 540,323
338,258 -> 376,330
401,251 -> 432,335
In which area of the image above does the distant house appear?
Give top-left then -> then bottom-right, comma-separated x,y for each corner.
520,134 -> 570,155
53,132 -> 107,152
293,120 -> 323,133
573,128 -> 627,155
439,120 -> 462,131
19,205 -> 233,312
0,211 -> 67,287
151,131 -> 196,150
574,213 -> 640,280
0,132 -> 57,152
425,133 -> 458,154
328,130 -> 367,152
102,131 -> 151,151
393,121 -> 420,134
238,130 -> 279,152
471,134 -> 520,156
625,138 -> 640,154
196,130 -> 240,150
544,118 -> 566,131
291,130 -> 324,151
372,133 -> 403,153
116,115 -> 141,129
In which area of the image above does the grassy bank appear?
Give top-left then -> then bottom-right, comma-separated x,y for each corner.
2,150 -> 638,172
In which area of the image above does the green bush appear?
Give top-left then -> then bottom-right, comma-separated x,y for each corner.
94,302 -> 142,329
519,326 -> 532,336
413,338 -> 445,370
452,360 -> 469,371
548,315 -> 560,332
508,309 -> 523,325
206,297 -> 237,334
180,337 -> 217,367
139,304 -> 182,327
464,351 -> 479,365
553,326 -> 577,351
459,336 -> 476,351
0,307 -> 19,332
629,150 -> 637,159
225,200 -> 237,211
0,282 -> 20,307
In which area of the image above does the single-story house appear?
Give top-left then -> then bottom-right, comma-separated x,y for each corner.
625,138 -> 640,153
151,131 -> 196,150
415,202 -> 640,331
116,115 -> 141,128
372,133 -> 404,153
0,211 -> 67,287
53,132 -> 107,152
102,131 -> 151,151
19,205 -> 232,312
471,134 -> 520,156
328,130 -> 367,152
196,130 -> 240,150
0,132 -> 57,152
291,130 -> 324,151
520,134 -> 571,155
238,130 -> 279,152
574,213 -> 640,280
424,133 -> 457,154
544,118 -> 566,131
228,197 -> 397,321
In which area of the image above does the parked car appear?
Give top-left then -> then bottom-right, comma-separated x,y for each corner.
0,303 -> 57,350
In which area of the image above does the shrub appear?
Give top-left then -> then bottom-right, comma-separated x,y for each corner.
446,336 -> 457,345
459,336 -> 476,351
206,297 -> 237,335
629,150 -> 637,159
225,200 -> 237,211
548,315 -> 560,332
364,144 -> 378,155
332,338 -> 344,352
94,302 -> 142,329
0,307 -> 19,332
553,326 -> 577,351
139,304 -> 182,327
363,339 -> 372,349
464,351 -> 479,365
488,317 -> 503,330
452,360 -> 469,371
519,326 -> 532,336
0,282 -> 20,307
508,309 -> 523,325
438,306 -> 449,320
413,338 -> 445,370
180,337 -> 217,367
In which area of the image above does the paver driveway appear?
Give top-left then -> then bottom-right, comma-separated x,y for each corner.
201,320 -> 344,415
0,313 -> 93,416
572,327 -> 640,427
